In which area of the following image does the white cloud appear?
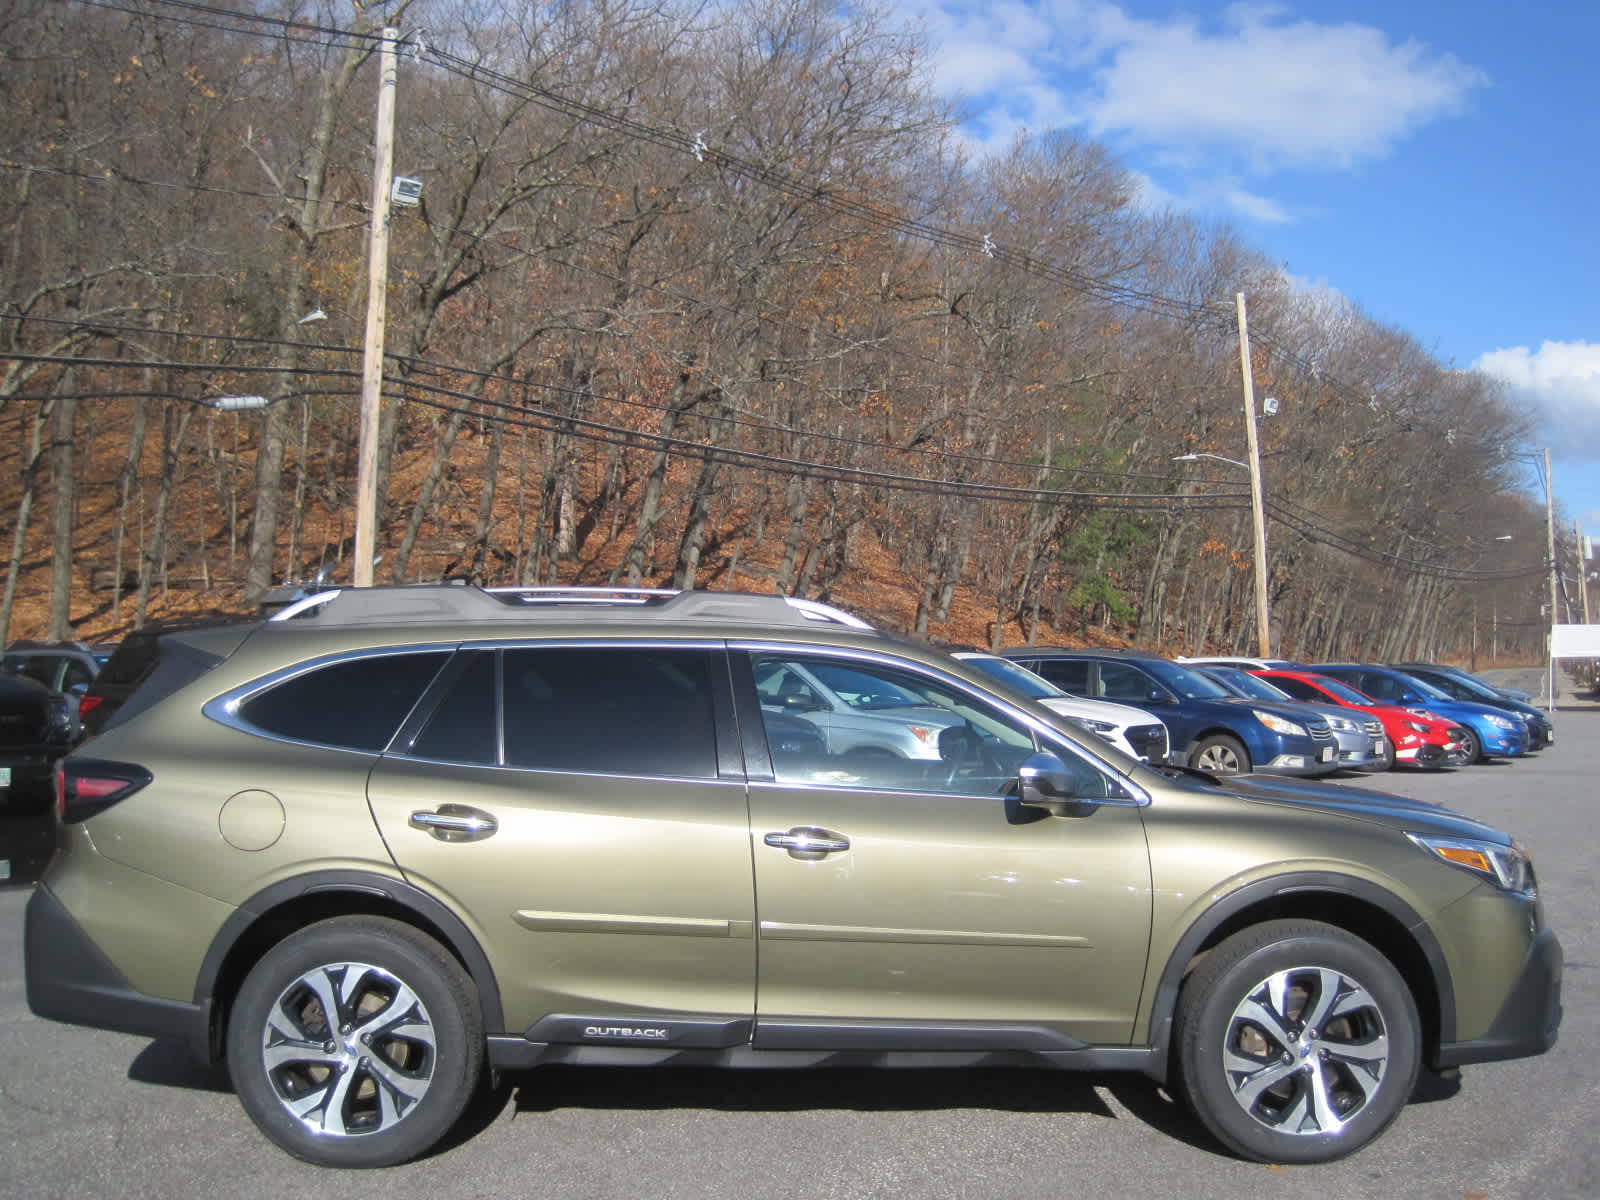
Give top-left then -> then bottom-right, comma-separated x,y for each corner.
907,2 -> 1487,210
1473,341 -> 1600,467
1086,7 -> 1487,170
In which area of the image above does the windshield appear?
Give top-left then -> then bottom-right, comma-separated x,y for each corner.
958,655 -> 1062,700
1141,658 -> 1233,699
1391,670 -> 1451,701
1204,667 -> 1291,701
1431,670 -> 1501,701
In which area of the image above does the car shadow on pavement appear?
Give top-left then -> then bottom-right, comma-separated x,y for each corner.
494,1065 -> 1222,1154
127,1039 -> 233,1093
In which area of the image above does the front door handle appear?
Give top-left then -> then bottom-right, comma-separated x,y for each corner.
764,826 -> 850,859
409,804 -> 498,843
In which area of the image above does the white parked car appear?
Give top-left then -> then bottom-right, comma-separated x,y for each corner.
953,651 -> 1170,762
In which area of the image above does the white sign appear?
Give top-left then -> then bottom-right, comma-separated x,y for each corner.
1550,624 -> 1600,657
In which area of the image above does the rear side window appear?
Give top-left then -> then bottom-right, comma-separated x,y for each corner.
1032,659 -> 1090,693
240,652 -> 450,752
501,646 -> 718,778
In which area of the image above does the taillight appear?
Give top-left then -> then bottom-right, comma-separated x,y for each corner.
55,758 -> 152,824
78,693 -> 104,719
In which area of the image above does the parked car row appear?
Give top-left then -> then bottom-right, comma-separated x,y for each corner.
989,648 -> 1551,779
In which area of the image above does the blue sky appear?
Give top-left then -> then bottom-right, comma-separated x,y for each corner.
902,1 -> 1600,540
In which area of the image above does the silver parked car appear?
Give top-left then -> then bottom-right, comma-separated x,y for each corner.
1195,666 -> 1390,772
754,658 -> 966,763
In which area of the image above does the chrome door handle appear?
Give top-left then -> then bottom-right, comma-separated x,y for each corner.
764,826 -> 850,858
409,804 -> 498,843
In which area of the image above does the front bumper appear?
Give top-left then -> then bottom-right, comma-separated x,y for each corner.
1435,927 -> 1563,1068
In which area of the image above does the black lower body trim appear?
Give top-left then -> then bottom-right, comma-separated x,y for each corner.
1434,927 -> 1563,1068
25,883 -> 205,1045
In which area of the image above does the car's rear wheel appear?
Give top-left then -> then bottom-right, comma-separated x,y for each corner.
1174,920 -> 1420,1164
1190,734 -> 1249,775
226,916 -> 484,1168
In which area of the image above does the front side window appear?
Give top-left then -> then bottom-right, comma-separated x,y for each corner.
751,652 -> 1074,797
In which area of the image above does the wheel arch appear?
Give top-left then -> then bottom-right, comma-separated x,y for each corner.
1144,872 -> 1453,1081
192,869 -> 504,1064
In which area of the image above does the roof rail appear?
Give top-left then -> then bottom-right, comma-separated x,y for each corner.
267,584 -> 875,630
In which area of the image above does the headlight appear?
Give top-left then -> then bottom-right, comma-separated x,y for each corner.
1408,833 -> 1534,893
1066,716 -> 1119,743
1252,709 -> 1307,737
1486,714 -> 1519,731
1325,715 -> 1356,732
1403,720 -> 1432,733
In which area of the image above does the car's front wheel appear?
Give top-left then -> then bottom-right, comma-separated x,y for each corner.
1189,734 -> 1249,775
226,916 -> 484,1168
1458,727 -> 1483,764
1174,920 -> 1420,1164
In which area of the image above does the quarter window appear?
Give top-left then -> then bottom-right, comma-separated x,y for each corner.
239,652 -> 450,751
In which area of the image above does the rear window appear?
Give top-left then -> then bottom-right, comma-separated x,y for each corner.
239,652 -> 451,752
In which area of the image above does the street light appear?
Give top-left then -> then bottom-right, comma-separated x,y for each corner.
1174,451 -> 1271,657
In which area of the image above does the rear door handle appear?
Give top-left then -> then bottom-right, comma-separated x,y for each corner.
409,804 -> 498,843
764,826 -> 850,858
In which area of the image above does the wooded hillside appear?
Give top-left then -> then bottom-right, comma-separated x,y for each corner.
0,0 -> 1558,661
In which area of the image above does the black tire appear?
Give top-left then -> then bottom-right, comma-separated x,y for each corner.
1190,734 -> 1250,776
1174,920 -> 1420,1164
226,916 -> 484,1168
1458,727 -> 1483,764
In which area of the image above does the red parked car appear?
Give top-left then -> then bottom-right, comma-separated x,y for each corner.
1252,669 -> 1471,769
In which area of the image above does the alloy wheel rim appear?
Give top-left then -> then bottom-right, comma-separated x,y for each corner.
1220,964 -> 1390,1136
1196,744 -> 1242,773
259,960 -> 438,1138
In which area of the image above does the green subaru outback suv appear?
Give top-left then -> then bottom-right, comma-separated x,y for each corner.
25,586 -> 1561,1168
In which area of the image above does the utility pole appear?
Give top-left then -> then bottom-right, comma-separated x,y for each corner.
1543,448 -> 1557,711
353,27 -> 398,588
1235,293 -> 1271,659
1576,520 -> 1591,625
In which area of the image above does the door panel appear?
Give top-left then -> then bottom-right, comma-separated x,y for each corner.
739,649 -> 1154,1046
368,643 -> 755,1033
368,759 -> 755,1032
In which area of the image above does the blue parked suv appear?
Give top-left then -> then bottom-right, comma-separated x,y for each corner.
1000,649 -> 1337,776
1312,665 -> 1530,763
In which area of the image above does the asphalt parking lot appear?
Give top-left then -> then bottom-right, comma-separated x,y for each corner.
1,667 -> 1594,1197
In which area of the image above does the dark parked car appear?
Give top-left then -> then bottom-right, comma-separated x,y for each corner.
2,640 -> 106,696
1000,648 -> 1339,776
0,672 -> 79,809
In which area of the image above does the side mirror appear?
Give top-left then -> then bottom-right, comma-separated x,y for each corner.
1017,751 -> 1106,817
780,693 -> 821,713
